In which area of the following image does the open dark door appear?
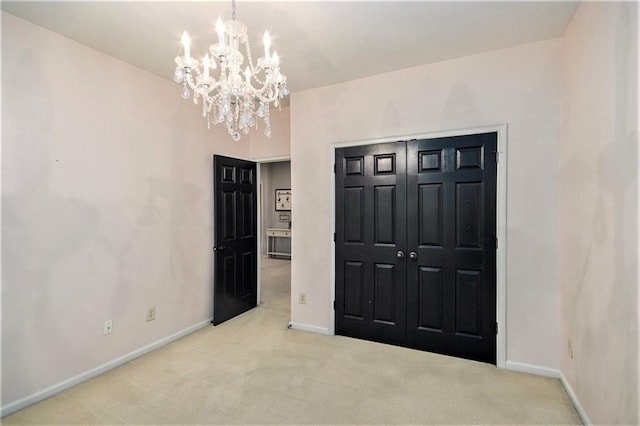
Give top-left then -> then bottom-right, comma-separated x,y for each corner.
213,155 -> 257,326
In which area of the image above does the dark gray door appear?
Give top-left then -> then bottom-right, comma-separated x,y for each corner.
335,133 -> 497,364
213,155 -> 257,325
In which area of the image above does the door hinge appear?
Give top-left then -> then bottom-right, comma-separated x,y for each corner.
333,232 -> 336,242
494,151 -> 500,164
333,163 -> 336,173
496,237 -> 498,249
495,322 -> 499,335
333,300 -> 336,310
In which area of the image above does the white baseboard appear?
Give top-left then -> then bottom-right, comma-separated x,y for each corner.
505,361 -> 561,378
505,361 -> 591,425
559,372 -> 592,425
288,322 -> 331,335
1,318 -> 212,418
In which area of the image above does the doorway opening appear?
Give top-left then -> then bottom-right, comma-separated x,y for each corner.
257,159 -> 292,312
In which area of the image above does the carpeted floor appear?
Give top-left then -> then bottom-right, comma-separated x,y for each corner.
4,258 -> 580,424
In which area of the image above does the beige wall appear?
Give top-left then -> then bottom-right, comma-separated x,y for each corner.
290,38 -> 562,369
249,106 -> 290,161
560,2 -> 639,424
1,12 -> 254,407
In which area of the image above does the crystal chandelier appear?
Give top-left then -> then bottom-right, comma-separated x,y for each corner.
174,0 -> 289,141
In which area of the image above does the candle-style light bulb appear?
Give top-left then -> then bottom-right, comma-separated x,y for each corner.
203,55 -> 210,79
216,18 -> 225,46
181,31 -> 191,58
263,31 -> 271,60
244,66 -> 252,82
272,50 -> 279,66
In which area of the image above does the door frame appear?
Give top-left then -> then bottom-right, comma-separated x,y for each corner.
254,155 -> 292,306
328,124 -> 508,368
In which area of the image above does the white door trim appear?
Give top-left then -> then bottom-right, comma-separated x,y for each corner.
328,124 -> 508,368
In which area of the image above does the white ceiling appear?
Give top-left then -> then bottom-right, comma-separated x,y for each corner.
2,1 -> 580,93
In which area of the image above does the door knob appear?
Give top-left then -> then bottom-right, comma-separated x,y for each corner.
213,245 -> 225,252
397,250 -> 405,259
409,251 -> 418,260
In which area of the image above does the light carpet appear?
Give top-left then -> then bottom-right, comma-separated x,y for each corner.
4,258 -> 580,424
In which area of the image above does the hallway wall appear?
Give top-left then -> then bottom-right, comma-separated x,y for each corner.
260,162 -> 292,256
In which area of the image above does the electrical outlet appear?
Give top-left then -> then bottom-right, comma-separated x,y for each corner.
299,293 -> 307,304
146,306 -> 156,322
103,320 -> 113,335
568,338 -> 574,359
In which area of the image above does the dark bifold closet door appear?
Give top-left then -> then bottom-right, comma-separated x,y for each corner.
335,133 -> 497,364
213,155 -> 257,326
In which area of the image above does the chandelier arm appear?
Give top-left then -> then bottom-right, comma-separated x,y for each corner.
245,73 -> 281,97
184,71 -> 200,92
203,81 -> 221,95
184,70 -> 223,97
240,75 -> 280,103
243,79 -> 269,95
255,93 -> 280,104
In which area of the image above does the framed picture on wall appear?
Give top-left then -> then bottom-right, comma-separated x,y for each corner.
275,189 -> 292,211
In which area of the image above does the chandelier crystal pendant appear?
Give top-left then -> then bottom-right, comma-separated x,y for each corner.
174,0 -> 289,141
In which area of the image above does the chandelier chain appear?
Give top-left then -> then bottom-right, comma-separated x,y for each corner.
244,39 -> 265,85
232,0 -> 236,21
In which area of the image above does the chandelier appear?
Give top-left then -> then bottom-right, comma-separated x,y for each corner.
174,0 -> 289,141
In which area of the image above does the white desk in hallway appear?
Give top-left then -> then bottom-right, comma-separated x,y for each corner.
266,228 -> 291,259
